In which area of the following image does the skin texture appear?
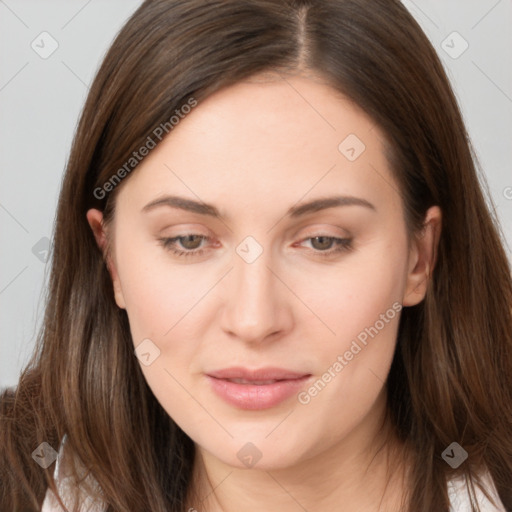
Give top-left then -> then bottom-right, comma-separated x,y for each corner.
87,73 -> 441,511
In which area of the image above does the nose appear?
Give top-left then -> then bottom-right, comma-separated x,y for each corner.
219,247 -> 293,344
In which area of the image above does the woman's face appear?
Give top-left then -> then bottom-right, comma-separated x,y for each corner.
88,73 -> 439,471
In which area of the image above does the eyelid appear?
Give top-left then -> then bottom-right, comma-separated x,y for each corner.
157,223 -> 212,235
295,224 -> 351,240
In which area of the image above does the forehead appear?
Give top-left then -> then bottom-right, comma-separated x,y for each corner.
115,74 -> 400,219
169,74 -> 376,155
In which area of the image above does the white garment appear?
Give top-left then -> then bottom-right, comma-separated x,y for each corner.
41,435 -> 508,512
41,435 -> 105,512
447,472 -> 507,512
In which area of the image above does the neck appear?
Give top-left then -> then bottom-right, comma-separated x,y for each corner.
185,390 -> 411,512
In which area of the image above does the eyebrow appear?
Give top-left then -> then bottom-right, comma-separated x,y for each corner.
141,194 -> 376,219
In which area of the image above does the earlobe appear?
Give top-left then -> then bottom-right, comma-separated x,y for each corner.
403,206 -> 442,307
86,209 -> 126,310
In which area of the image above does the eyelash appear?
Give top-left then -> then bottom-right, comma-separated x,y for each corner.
158,234 -> 353,259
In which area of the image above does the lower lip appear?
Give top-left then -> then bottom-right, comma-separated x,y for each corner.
206,375 -> 311,410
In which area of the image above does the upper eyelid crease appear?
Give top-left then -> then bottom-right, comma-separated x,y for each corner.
141,194 -> 376,220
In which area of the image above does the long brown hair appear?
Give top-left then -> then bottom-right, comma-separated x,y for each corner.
1,1 -> 511,510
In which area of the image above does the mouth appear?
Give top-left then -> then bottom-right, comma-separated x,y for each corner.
222,378 -> 287,385
206,367 -> 312,410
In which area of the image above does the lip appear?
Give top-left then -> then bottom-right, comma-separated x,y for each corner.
206,367 -> 312,410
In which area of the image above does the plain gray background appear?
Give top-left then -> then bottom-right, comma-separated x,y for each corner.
1,0 -> 511,390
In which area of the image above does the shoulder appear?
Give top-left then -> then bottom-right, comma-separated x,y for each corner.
41,434 -> 106,512
447,469 -> 507,512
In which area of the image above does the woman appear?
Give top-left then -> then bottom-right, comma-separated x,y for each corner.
1,0 -> 511,511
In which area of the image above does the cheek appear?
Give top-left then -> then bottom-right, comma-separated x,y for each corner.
113,232 -> 216,345
297,239 -> 406,392
286,251 -> 406,451
114,241 -> 212,421
291,237 -> 408,351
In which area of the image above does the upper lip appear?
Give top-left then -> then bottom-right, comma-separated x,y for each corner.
207,367 -> 310,381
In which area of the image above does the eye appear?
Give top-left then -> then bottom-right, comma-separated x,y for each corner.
298,236 -> 353,257
158,234 -> 211,258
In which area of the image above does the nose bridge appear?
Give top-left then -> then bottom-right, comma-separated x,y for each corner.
220,238 -> 288,341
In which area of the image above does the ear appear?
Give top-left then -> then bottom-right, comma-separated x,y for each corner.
86,209 -> 126,310
402,206 -> 442,307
